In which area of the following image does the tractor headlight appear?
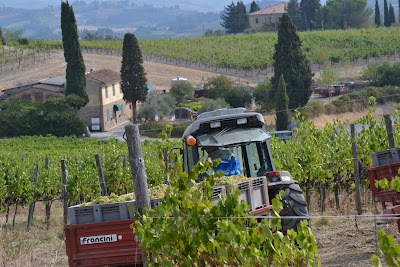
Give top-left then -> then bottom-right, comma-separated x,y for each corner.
237,118 -> 247,125
210,121 -> 221,128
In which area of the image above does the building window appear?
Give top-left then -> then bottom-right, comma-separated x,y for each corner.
112,84 -> 115,96
255,18 -> 259,24
106,109 -> 110,121
105,86 -> 108,98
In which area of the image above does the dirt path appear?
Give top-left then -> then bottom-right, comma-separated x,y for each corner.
0,51 -> 253,92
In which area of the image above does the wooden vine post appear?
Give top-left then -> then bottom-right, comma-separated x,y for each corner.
61,159 -> 68,226
27,164 -> 40,231
351,124 -> 363,215
125,124 -> 150,266
384,114 -> 395,149
95,154 -> 108,196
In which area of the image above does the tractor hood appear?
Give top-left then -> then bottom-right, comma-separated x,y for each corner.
197,128 -> 271,147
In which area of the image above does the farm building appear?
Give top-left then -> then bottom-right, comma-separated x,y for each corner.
0,76 -> 65,102
79,69 -> 133,132
248,2 -> 288,30
0,69 -> 135,132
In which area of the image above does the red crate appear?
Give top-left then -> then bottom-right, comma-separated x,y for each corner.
65,219 -> 142,267
368,162 -> 400,202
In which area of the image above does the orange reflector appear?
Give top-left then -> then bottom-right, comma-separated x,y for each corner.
186,135 -> 196,146
266,171 -> 280,177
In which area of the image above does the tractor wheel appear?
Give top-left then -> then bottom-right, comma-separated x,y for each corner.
279,183 -> 309,233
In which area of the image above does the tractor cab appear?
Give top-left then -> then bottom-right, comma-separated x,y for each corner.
181,108 -> 275,178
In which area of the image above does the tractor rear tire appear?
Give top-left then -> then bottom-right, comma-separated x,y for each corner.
280,183 -> 309,233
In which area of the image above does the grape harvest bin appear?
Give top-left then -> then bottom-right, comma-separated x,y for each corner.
65,178 -> 272,266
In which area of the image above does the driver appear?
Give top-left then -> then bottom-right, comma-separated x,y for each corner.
204,147 -> 241,176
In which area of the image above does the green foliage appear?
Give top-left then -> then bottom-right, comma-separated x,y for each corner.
134,159 -> 319,266
276,75 -> 290,131
384,0 -> 389,27
220,1 -> 249,34
200,98 -> 231,113
138,93 -> 176,122
139,122 -> 190,138
271,13 -> 312,110
299,101 -> 325,119
300,0 -> 321,31
224,86 -> 253,108
170,81 -> 195,104
121,33 -> 147,123
0,98 -> 85,137
179,101 -> 203,112
254,80 -> 274,112
329,87 -> 400,114
317,66 -> 339,88
250,0 -> 260,13
371,229 -> 400,267
204,75 -> 233,99
375,0 -> 381,27
61,1 -> 88,108
362,62 -> 400,87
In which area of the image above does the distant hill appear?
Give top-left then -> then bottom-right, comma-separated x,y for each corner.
0,0 -> 377,40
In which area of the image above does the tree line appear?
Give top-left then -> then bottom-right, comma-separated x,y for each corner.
221,0 -> 375,34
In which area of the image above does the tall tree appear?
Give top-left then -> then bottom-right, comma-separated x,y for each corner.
271,13 -> 312,110
120,33 -> 147,124
275,75 -> 289,131
374,0 -> 381,27
288,0 -> 304,29
384,0 -> 389,27
250,0 -> 260,13
0,27 -> 4,45
221,1 -> 249,34
398,0 -> 400,24
61,1 -> 88,108
300,0 -> 321,30
389,4 -> 396,25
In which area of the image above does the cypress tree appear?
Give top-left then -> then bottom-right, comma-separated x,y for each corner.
275,75 -> 289,131
389,4 -> 395,25
250,0 -> 260,13
61,1 -> 88,108
300,0 -> 320,31
120,33 -> 147,124
271,13 -> 312,110
221,1 -> 248,33
375,0 -> 381,27
0,27 -> 4,45
384,0 -> 389,27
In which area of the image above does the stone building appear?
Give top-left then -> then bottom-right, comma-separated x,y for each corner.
0,76 -> 65,102
80,69 -> 132,132
248,2 -> 288,30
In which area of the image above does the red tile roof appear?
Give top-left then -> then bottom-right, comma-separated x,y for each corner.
86,69 -> 121,84
249,2 -> 288,16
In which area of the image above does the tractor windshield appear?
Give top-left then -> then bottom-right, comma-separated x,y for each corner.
184,141 -> 274,178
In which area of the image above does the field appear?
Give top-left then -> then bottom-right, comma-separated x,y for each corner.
0,50 -> 254,92
1,50 -> 400,266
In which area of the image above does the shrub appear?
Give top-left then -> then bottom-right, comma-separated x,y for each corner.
299,101 -> 325,119
139,121 -> 190,138
170,81 -> 194,104
224,86 -> 253,108
200,98 -> 230,112
138,93 -> 176,121
362,62 -> 400,87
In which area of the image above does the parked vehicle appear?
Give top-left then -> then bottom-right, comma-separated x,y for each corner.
64,108 -> 309,267
312,83 -> 348,98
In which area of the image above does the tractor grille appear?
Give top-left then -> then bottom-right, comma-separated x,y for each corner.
197,115 -> 262,134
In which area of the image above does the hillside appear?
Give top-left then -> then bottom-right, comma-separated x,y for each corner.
0,51 -> 254,92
